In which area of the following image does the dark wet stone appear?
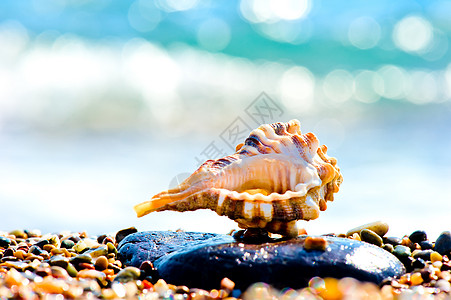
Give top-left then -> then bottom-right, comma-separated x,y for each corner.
34,239 -> 50,249
124,232 -> 405,290
412,250 -> 433,261
419,240 -> 433,250
360,229 -> 383,247
117,231 -> 234,267
0,236 -> 12,248
61,240 -> 75,249
434,231 -> 451,255
383,237 -> 402,246
393,245 -> 411,259
115,227 -> 138,245
412,258 -> 427,270
382,244 -> 394,253
233,229 -> 272,244
409,230 -> 427,244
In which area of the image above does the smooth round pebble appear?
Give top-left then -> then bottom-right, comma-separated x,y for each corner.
0,236 -> 12,248
360,229 -> 383,247
61,240 -> 75,249
409,230 -> 427,244
114,267 -> 141,283
95,256 -> 109,271
393,245 -> 411,258
9,229 -> 27,239
434,231 -> 451,255
346,221 -> 389,238
419,240 -> 433,250
383,237 -> 402,246
412,250 -> 432,261
115,227 -> 138,245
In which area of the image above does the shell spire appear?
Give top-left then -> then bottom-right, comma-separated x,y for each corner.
134,119 -> 343,237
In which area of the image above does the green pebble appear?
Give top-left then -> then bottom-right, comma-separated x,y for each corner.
114,266 -> 141,283
393,245 -> 411,258
107,242 -> 117,255
66,263 -> 78,277
70,253 -> 92,264
61,240 -> 75,249
9,229 -> 27,239
85,245 -> 108,258
360,229 -> 383,247
49,255 -> 69,269
383,244 -> 394,253
74,240 -> 89,253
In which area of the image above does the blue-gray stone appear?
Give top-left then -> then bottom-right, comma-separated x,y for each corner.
117,231 -> 234,267
434,231 -> 451,255
118,231 -> 405,290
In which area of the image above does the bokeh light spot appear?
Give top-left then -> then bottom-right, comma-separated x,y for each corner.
278,66 -> 315,113
348,16 -> 381,50
354,70 -> 382,103
156,0 -> 199,12
323,69 -> 354,103
128,0 -> 162,33
393,15 -> 433,53
270,0 -> 311,21
239,0 -> 311,24
197,18 -> 231,52
0,20 -> 29,61
376,65 -> 407,99
406,71 -> 438,104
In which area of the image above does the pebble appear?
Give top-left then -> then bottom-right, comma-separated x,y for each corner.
359,229 -> 383,247
118,231 -> 233,267
383,236 -> 402,246
303,236 -> 328,251
346,221 -> 389,238
114,266 -> 141,283
394,245 -> 412,258
435,231 -> 451,255
115,227 -> 138,244
412,250 -> 433,261
61,239 -> 75,249
409,230 -> 427,243
95,256 -> 109,271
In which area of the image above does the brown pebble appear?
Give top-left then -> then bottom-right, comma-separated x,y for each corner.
346,221 -> 389,238
79,262 -> 95,270
175,285 -> 190,294
304,236 -> 328,251
115,227 -> 138,244
95,256 -> 109,271
50,266 -> 69,279
43,244 -> 56,252
25,255 -> 43,261
14,250 -> 26,260
221,277 -> 235,291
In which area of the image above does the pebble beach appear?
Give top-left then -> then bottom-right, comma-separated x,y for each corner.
2,223 -> 451,299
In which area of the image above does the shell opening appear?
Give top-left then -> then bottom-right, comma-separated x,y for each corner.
216,153 -> 322,202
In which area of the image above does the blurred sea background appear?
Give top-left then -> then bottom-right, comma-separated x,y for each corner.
1,0 -> 451,240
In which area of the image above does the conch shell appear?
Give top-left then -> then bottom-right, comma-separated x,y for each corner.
135,119 -> 342,237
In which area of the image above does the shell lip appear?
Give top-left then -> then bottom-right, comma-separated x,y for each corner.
210,187 -> 319,203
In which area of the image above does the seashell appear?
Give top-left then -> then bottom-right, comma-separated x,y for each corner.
134,119 -> 343,237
